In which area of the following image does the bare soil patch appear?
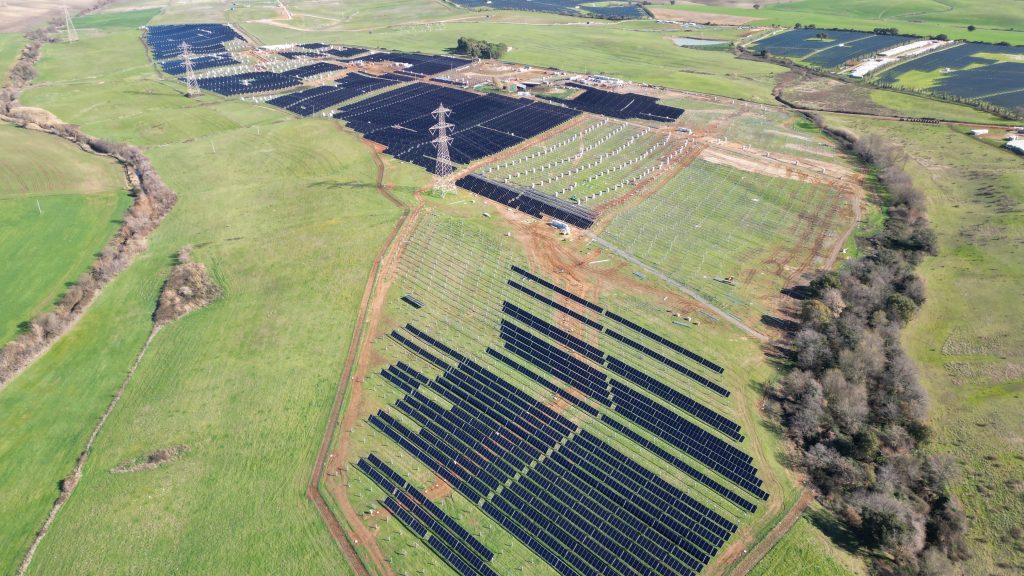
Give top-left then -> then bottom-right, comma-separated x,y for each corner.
110,445 -> 189,474
0,1 -> 96,33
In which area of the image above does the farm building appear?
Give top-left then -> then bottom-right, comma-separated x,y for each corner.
1006,140 -> 1024,155
970,129 -> 989,136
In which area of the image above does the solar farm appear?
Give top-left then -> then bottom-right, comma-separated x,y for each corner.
751,28 -> 1024,112
2,6 -> 891,576
135,30 -> 855,575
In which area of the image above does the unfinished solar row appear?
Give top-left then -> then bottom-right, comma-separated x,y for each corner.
357,454 -> 498,576
374,326 -> 741,576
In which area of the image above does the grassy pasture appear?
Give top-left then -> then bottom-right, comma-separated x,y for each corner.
818,114 -> 1024,575
72,8 -> 160,30
0,18 -> 437,575
747,514 -> 865,576
0,123 -> 128,344
658,0 -> 1024,45
0,32 -> 24,74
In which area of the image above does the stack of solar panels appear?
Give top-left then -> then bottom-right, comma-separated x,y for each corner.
268,73 -> 399,116
357,51 -> 472,76
160,52 -> 237,76
357,454 -> 498,576
457,174 -> 597,229
562,83 -> 684,122
196,71 -> 302,96
145,24 -> 242,60
299,42 -> 330,50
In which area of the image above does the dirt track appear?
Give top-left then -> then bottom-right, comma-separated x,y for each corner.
307,132 -> 413,576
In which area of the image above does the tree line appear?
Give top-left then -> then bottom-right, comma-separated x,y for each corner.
767,114 -> 968,575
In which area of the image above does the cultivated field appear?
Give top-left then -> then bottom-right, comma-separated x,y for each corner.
0,123 -> 128,345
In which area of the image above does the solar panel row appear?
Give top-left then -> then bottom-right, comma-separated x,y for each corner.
506,280 -> 605,330
333,83 -> 580,169
496,314 -> 765,499
458,174 -> 597,229
607,330 -> 729,397
159,52 -> 238,76
195,71 -> 302,96
510,265 -> 604,312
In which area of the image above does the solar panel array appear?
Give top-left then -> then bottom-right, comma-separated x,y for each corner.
371,325 -> 744,576
145,24 -> 242,60
357,51 -> 472,76
357,454 -> 497,576
503,265 -> 769,501
160,52 -> 238,76
195,71 -> 302,96
267,73 -> 398,116
562,84 -> 684,122
333,83 -> 579,168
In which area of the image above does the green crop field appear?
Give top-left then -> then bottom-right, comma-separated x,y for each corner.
0,124 -> 129,345
818,114 -> 1024,575
656,0 -> 1024,44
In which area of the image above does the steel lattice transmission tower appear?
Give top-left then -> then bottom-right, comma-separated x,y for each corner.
180,41 -> 201,98
62,4 -> 78,43
430,103 -> 456,197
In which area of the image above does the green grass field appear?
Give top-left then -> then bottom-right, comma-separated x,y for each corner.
748,514 -> 865,576
0,123 -> 128,345
1,17 -> 431,575
658,0 -> 1024,44
819,114 -> 1024,575
0,32 -> 24,75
